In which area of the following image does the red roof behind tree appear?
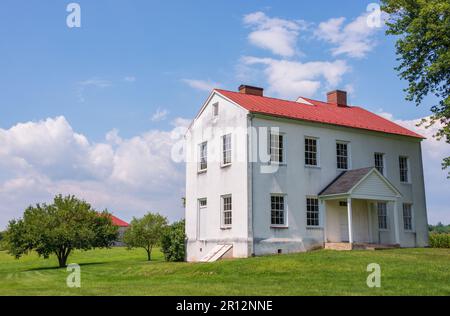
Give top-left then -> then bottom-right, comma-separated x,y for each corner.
110,215 -> 129,227
215,89 -> 424,139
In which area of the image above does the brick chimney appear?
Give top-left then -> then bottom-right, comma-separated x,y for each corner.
239,85 -> 264,97
327,90 -> 347,106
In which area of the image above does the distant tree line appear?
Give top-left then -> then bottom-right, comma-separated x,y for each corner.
429,222 -> 450,234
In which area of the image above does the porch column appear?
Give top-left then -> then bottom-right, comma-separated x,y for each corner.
393,200 -> 400,245
321,200 -> 327,243
347,197 -> 353,244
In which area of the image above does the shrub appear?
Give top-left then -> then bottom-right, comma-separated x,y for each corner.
429,233 -> 450,248
0,231 -> 6,251
161,219 -> 186,262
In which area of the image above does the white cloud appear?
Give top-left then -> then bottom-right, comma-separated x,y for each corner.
314,12 -> 382,58
0,116 -> 189,229
151,108 -> 169,122
243,11 -> 306,57
376,112 -> 450,224
124,76 -> 136,82
241,56 -> 349,99
78,78 -> 112,88
181,79 -> 220,92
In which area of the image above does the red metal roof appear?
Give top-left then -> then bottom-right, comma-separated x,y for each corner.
216,89 -> 424,139
110,215 -> 129,227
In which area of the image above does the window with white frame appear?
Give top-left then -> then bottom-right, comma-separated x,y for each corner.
198,142 -> 208,171
306,197 -> 320,227
222,134 -> 232,166
305,137 -> 318,166
270,132 -> 284,163
399,156 -> 409,182
199,199 -> 207,208
336,142 -> 349,169
374,153 -> 385,175
212,102 -> 219,117
403,203 -> 413,231
271,195 -> 286,226
221,195 -> 232,227
377,203 -> 388,230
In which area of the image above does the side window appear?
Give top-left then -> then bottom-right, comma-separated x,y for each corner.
336,141 -> 349,170
399,156 -> 409,183
271,195 -> 286,226
270,133 -> 284,163
374,153 -> 385,175
377,203 -> 388,230
212,102 -> 219,117
403,203 -> 413,231
198,142 -> 208,172
305,137 -> 318,167
306,197 -> 320,227
222,134 -> 232,166
221,195 -> 232,228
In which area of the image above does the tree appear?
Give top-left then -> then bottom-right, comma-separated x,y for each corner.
4,195 -> 118,267
123,212 -> 168,261
161,219 -> 186,262
381,0 -> 450,175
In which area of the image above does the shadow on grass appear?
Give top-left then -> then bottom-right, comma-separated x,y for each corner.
26,261 -> 106,272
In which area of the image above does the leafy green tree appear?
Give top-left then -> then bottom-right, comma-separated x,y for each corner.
123,212 -> 168,261
382,0 -> 450,175
5,195 -> 118,267
161,219 -> 186,262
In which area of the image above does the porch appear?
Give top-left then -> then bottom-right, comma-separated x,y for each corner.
318,167 -> 403,249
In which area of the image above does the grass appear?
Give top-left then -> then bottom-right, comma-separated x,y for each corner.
0,247 -> 449,295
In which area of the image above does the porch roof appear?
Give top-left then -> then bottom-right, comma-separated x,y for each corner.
318,167 -> 401,200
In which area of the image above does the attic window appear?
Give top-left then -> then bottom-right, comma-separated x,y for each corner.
212,102 -> 219,117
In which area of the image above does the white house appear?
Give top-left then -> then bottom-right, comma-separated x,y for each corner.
185,85 -> 428,262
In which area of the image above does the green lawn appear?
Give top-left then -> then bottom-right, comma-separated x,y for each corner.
0,247 -> 448,295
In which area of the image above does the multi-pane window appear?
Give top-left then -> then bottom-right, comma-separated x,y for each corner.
403,203 -> 413,231
198,142 -> 208,171
199,199 -> 207,207
306,197 -> 320,227
222,134 -> 232,165
336,142 -> 348,169
305,137 -> 318,166
377,203 -> 388,230
270,133 -> 284,163
399,156 -> 409,182
271,195 -> 286,226
374,153 -> 385,175
222,195 -> 232,227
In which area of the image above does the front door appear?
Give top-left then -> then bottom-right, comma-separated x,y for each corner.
340,209 -> 349,242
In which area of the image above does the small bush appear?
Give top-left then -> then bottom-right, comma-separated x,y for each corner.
429,233 -> 450,248
161,219 -> 186,262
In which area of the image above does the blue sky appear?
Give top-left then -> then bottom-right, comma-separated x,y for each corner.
0,0 -> 448,227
